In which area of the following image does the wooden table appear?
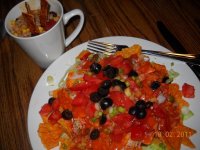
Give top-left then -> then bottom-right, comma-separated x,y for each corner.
0,0 -> 200,149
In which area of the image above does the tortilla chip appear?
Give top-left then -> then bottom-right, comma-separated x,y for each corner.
160,124 -> 196,150
115,44 -> 141,58
22,12 -> 39,35
168,83 -> 189,109
38,123 -> 63,149
40,0 -> 50,27
182,138 -> 196,148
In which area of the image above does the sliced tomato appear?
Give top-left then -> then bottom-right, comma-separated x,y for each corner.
111,113 -> 133,141
39,103 -> 52,116
109,91 -> 134,110
112,113 -> 133,126
182,83 -> 195,98
109,91 -> 124,106
48,110 -> 62,124
52,99 -> 60,110
153,102 -> 180,132
69,81 -> 92,91
126,78 -> 139,90
138,109 -> 158,130
110,132 -> 124,142
83,74 -> 102,84
123,98 -> 134,110
128,110 -> 156,142
72,92 -> 89,106
120,59 -> 132,74
145,115 -> 157,129
83,84 -> 99,97
131,124 -> 146,141
98,57 -> 108,67
109,55 -> 124,67
152,104 -> 169,131
96,71 -> 108,80
141,84 -> 154,99
85,102 -> 96,117
137,61 -> 155,74
72,106 -> 87,118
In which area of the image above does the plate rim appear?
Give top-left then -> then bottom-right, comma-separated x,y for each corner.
27,36 -> 200,150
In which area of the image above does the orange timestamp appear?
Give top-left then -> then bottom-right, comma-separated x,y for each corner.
154,131 -> 192,138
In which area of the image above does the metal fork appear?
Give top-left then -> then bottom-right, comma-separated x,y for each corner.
87,40 -> 200,65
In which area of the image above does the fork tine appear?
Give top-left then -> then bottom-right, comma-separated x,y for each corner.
89,41 -> 116,48
87,40 -> 116,54
87,45 -> 113,55
87,48 -> 112,55
88,43 -> 115,52
88,41 -> 116,52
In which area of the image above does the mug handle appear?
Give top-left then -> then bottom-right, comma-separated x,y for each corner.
63,9 -> 84,47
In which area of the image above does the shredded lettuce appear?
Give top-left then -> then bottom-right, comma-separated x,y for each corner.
181,106 -> 194,121
142,142 -> 166,150
117,106 -> 126,113
168,69 -> 179,81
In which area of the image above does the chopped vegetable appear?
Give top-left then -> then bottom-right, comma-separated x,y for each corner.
182,83 -> 195,98
47,75 -> 54,86
168,69 -> 179,80
38,45 -> 196,150
181,106 -> 194,120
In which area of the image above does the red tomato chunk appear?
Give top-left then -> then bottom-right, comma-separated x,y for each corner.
182,83 -> 195,98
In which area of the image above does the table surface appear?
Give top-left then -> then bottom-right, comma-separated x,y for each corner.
0,0 -> 200,149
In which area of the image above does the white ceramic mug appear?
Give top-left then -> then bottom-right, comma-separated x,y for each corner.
5,0 -> 84,68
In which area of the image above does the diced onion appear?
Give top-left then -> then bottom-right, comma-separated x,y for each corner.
70,73 -> 84,79
181,106 -> 189,115
125,88 -> 131,97
157,93 -> 165,104
95,103 -> 100,110
46,75 -> 54,86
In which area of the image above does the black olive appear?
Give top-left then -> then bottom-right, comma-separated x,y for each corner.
62,109 -> 73,120
112,79 -> 120,86
135,109 -> 147,119
90,63 -> 102,74
90,92 -> 102,103
100,97 -> 113,110
112,79 -> 127,90
128,70 -> 138,77
103,65 -> 118,79
98,87 -> 109,97
145,101 -> 153,109
119,82 -> 127,90
135,100 -> 146,110
100,80 -> 112,89
90,129 -> 100,140
150,81 -> 161,90
128,106 -> 137,116
99,114 -> 107,125
48,97 -> 56,105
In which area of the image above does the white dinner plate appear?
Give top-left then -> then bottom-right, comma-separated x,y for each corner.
28,36 -> 200,150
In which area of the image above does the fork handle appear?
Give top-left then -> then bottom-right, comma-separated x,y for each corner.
142,50 -> 200,65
